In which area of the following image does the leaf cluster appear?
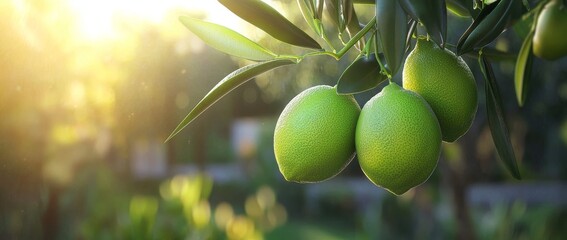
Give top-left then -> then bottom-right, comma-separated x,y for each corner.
169,0 -> 560,179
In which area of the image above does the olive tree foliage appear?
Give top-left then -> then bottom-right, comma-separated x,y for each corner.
168,0 -> 567,179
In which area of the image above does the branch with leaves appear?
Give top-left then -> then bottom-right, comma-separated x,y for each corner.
168,0 -> 567,180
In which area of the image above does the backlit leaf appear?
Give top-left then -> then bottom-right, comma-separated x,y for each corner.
219,0 -> 322,49
166,59 -> 297,142
298,0 -> 324,36
179,16 -> 275,61
446,0 -> 477,17
514,30 -> 534,106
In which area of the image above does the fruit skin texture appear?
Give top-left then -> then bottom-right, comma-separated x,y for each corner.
274,85 -> 360,183
355,82 -> 441,195
533,0 -> 567,60
403,38 -> 478,142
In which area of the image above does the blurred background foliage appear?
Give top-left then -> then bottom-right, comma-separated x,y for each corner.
0,0 -> 566,239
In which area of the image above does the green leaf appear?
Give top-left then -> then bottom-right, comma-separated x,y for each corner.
478,55 -> 522,180
375,0 -> 408,76
324,0 -> 341,27
298,0 -> 324,36
399,0 -> 447,48
315,0 -> 325,20
219,0 -> 322,49
353,0 -> 374,3
337,53 -> 388,94
340,0 -> 355,33
166,59 -> 297,142
457,0 -> 525,55
446,0 -> 477,17
456,1 -> 499,55
346,6 -> 365,50
463,47 -> 517,61
179,16 -> 276,61
406,20 -> 418,53
325,0 -> 355,33
514,30 -> 534,106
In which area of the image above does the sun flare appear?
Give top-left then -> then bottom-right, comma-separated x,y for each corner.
66,0 -> 284,41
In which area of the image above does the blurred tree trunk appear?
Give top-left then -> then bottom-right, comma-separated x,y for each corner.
442,120 -> 483,240
448,165 -> 476,240
42,186 -> 60,240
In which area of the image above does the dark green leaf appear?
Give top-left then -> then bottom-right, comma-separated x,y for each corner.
346,7 -> 365,50
456,1 -> 499,55
219,0 -> 322,49
457,0 -> 526,55
512,10 -> 533,39
353,0 -> 374,3
325,0 -> 341,27
446,0 -> 477,17
463,47 -> 517,61
399,0 -> 447,48
337,53 -> 388,94
166,59 -> 296,142
405,20 -> 418,54
315,0 -> 325,20
340,0 -> 355,32
325,0 -> 355,33
478,55 -> 522,180
179,16 -> 276,61
375,0 -> 408,76
514,30 -> 534,106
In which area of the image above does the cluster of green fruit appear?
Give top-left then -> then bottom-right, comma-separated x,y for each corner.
274,38 -> 478,195
533,0 -> 567,60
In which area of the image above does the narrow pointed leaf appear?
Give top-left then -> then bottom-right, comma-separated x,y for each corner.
166,59 -> 296,142
456,2 -> 500,55
446,0 -> 477,17
456,1 -> 498,54
344,0 -> 354,24
219,0 -> 321,49
375,0 -> 408,76
514,30 -> 534,106
298,0 -> 324,36
463,47 -> 517,61
457,0 -> 525,55
339,0 -> 355,32
346,7 -> 365,50
326,0 -> 355,33
337,53 -> 388,94
478,55 -> 522,179
315,0 -> 325,19
179,16 -> 275,61
406,19 -> 418,53
399,0 -> 447,48
325,0 -> 341,27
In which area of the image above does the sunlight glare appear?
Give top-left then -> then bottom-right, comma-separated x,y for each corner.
66,0 -> 285,41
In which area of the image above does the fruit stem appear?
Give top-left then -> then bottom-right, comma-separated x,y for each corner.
293,18 -> 377,61
335,17 -> 377,59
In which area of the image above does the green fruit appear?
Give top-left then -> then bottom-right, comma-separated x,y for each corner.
403,38 -> 478,142
274,85 -> 360,183
533,0 -> 567,60
356,82 -> 442,195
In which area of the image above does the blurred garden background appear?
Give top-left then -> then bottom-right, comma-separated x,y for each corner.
1,0 -> 567,239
